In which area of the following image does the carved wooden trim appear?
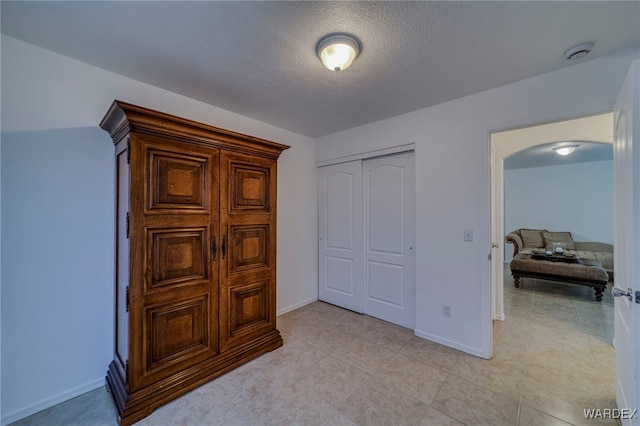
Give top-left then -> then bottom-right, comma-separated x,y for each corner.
100,101 -> 289,159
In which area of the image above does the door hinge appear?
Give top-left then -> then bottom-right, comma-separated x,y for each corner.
126,212 -> 130,239
636,291 -> 640,304
126,286 -> 130,312
126,138 -> 131,164
125,360 -> 129,386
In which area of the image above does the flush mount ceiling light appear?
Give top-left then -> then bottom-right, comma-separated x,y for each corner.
563,42 -> 594,61
553,145 -> 580,156
317,33 -> 361,72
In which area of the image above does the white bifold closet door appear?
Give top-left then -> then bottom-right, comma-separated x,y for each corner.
318,152 -> 415,328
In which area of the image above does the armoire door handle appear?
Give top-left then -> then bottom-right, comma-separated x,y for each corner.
212,236 -> 217,261
221,235 -> 227,260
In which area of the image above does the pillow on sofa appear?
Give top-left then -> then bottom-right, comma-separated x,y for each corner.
521,229 -> 546,248
542,231 -> 576,250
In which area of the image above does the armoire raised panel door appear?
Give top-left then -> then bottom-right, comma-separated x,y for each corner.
100,101 -> 288,426
131,135 -> 220,391
219,151 -> 278,352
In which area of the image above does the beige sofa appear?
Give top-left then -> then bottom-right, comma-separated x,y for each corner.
505,229 -> 614,279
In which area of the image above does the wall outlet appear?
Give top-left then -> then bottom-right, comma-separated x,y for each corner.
463,229 -> 473,242
443,304 -> 452,318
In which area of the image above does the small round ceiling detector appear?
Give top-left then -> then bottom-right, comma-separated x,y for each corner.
563,42 -> 594,61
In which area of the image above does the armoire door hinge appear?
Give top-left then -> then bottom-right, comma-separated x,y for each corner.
125,360 -> 129,386
126,138 -> 131,164
126,212 -> 130,239
126,286 -> 130,312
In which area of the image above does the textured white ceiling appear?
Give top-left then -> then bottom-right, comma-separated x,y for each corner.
2,1 -> 639,138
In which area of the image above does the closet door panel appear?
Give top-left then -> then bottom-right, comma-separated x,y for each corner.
318,161 -> 364,313
363,152 -> 415,329
128,135 -> 220,390
219,151 -> 277,352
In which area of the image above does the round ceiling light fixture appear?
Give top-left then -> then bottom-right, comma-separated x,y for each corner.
553,144 -> 580,156
563,42 -> 594,61
317,33 -> 361,72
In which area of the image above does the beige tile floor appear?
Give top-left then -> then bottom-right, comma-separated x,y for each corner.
11,269 -> 616,426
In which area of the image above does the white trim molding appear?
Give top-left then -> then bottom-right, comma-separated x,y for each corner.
315,143 -> 415,167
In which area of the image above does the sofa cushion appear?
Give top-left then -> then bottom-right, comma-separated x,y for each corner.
574,250 -> 614,271
543,231 -> 575,250
520,229 -> 546,248
574,241 -> 613,253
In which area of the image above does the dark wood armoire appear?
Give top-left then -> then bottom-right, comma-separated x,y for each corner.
99,101 -> 288,425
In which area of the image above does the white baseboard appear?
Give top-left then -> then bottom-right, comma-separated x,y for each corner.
277,296 -> 318,316
1,378 -> 105,426
413,329 -> 489,359
494,313 -> 506,321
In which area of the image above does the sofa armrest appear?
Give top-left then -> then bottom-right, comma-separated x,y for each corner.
505,231 -> 524,257
575,242 -> 613,253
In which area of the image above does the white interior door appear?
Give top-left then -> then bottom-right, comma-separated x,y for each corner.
318,161 -> 364,313
363,153 -> 415,328
613,59 -> 639,426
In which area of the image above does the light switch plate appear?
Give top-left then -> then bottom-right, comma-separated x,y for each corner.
443,304 -> 452,318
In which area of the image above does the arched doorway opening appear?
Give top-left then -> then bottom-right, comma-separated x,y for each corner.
490,112 -> 613,322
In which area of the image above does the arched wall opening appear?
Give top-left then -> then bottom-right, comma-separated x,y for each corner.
490,112 -> 613,322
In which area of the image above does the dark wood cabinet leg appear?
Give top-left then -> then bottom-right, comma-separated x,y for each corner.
513,275 -> 520,288
593,285 -> 605,302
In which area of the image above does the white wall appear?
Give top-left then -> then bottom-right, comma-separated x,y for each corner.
0,35 -> 318,424
504,160 -> 613,262
316,48 -> 639,359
